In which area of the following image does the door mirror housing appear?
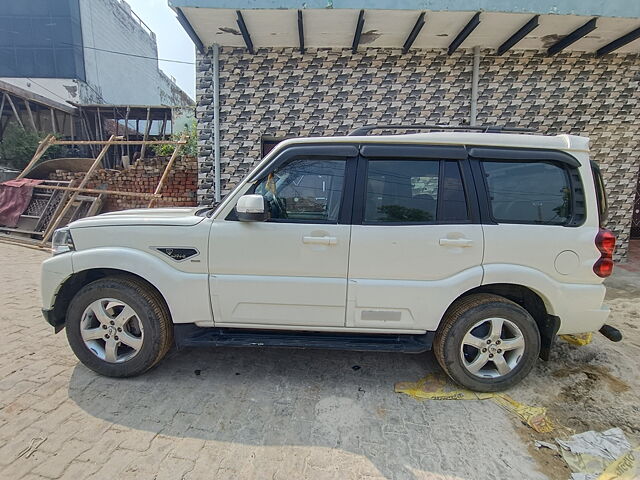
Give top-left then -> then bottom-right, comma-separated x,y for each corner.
236,194 -> 270,222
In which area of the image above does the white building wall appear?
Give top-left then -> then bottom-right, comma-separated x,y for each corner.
0,78 -> 101,105
79,0 -> 191,105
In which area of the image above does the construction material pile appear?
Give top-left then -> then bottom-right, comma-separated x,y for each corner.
48,155 -> 198,211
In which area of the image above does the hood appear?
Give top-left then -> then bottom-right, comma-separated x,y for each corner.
69,207 -> 207,228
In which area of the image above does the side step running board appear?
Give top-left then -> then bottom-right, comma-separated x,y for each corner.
174,325 -> 434,353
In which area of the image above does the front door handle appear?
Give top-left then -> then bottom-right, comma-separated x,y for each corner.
303,236 -> 338,246
439,238 -> 474,247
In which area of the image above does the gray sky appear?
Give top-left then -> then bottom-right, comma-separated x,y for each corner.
126,0 -> 196,100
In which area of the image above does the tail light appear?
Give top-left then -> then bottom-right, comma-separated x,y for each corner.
594,229 -> 615,278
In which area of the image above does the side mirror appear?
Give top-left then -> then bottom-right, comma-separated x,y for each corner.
235,194 -> 270,222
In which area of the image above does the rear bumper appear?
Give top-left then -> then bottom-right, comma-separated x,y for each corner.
546,281 -> 610,335
557,304 -> 610,335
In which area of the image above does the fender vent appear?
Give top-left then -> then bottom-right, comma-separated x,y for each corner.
155,247 -> 199,262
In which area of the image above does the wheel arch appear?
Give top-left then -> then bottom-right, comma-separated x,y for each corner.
449,283 -> 560,360
69,247 -> 212,327
50,268 -> 171,331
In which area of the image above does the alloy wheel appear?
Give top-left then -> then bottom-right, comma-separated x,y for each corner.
80,298 -> 144,363
459,317 -> 526,378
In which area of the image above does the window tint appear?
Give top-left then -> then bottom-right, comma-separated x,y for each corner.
365,160 -> 439,223
483,161 -> 572,225
441,161 -> 469,222
254,158 -> 345,222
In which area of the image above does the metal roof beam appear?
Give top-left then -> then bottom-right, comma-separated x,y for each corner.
497,15 -> 539,55
547,17 -> 597,56
236,10 -> 254,54
175,7 -> 205,54
297,10 -> 305,54
448,12 -> 481,55
596,25 -> 640,56
402,12 -> 426,54
352,10 -> 365,54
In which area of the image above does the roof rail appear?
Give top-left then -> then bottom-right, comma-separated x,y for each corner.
348,124 -> 537,136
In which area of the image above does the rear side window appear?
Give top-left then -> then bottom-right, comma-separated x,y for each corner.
591,161 -> 608,227
440,161 -> 469,222
363,159 -> 470,224
482,161 -> 572,225
365,160 -> 439,223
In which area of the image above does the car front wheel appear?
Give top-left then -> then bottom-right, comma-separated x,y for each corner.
66,276 -> 173,377
433,294 -> 540,392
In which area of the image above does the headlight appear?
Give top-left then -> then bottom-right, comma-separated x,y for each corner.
51,228 -> 75,255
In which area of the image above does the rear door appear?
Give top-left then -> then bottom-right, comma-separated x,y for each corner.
469,147 -> 598,285
346,144 -> 484,332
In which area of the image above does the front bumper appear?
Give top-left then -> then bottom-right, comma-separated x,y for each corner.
42,308 -> 65,332
41,253 -> 74,332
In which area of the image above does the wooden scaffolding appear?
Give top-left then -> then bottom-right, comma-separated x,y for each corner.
1,134 -> 187,246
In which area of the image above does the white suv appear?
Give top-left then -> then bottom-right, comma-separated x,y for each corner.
41,127 -> 618,392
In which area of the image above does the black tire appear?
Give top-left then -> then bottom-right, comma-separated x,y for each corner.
66,275 -> 173,377
433,294 -> 540,392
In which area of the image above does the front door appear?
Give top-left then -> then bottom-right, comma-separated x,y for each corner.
346,146 -> 485,332
209,148 -> 356,328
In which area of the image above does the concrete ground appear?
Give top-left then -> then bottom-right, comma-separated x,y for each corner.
0,241 -> 638,480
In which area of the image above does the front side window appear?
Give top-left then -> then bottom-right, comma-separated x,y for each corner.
254,158 -> 346,222
482,161 -> 572,225
364,160 -> 439,223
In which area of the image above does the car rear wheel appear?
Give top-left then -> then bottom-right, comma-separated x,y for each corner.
433,294 -> 540,392
66,276 -> 173,377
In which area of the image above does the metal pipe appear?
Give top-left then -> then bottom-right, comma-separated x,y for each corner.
470,46 -> 480,126
213,43 -> 221,203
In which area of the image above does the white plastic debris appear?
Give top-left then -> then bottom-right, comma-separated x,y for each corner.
555,428 -> 632,480
535,440 -> 559,452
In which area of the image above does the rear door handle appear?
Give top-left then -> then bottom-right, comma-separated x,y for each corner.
439,238 -> 474,247
303,236 -> 338,246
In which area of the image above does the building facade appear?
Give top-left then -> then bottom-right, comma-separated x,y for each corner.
0,0 -> 191,106
173,0 -> 640,259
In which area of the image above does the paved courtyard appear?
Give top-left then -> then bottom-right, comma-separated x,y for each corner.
0,241 -> 638,479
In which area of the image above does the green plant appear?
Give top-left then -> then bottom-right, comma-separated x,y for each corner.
151,119 -> 197,157
0,124 -> 61,170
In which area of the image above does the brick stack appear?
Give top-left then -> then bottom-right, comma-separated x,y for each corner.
48,156 -> 198,212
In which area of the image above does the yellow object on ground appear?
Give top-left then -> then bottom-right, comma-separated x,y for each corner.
491,394 -> 554,433
395,374 -> 554,433
560,332 -> 593,346
597,447 -> 639,480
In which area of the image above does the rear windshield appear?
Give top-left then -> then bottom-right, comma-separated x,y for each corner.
591,161 -> 608,227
